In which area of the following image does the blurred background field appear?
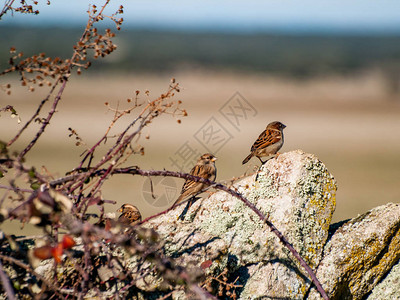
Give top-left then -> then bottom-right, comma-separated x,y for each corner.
1,3 -> 400,235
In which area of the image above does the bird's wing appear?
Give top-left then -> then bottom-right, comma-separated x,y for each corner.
251,129 -> 281,152
180,163 -> 207,194
131,211 -> 142,222
118,214 -> 131,225
119,211 -> 142,225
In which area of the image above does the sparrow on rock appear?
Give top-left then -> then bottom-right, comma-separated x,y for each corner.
173,153 -> 217,219
117,204 -> 142,226
242,121 -> 286,165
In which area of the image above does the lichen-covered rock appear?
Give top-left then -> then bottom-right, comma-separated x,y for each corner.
148,150 -> 337,299
308,203 -> 400,300
248,150 -> 337,269
366,257 -> 400,300
5,150 -> 400,299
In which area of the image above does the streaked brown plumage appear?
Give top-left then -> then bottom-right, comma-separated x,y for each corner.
173,153 -> 217,208
242,121 -> 286,165
117,204 -> 142,226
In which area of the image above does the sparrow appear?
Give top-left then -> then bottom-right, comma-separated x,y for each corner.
242,121 -> 286,165
173,153 -> 217,210
117,204 -> 142,226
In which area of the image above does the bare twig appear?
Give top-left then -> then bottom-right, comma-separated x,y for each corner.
0,259 -> 16,300
0,2 -> 329,298
17,78 -> 67,159
133,169 -> 330,300
7,81 -> 60,147
5,2 -> 123,159
0,254 -> 65,298
0,185 -> 33,193
0,0 -> 15,19
48,167 -> 330,300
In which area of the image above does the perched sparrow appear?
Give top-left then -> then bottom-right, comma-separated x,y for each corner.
117,204 -> 142,226
173,153 -> 217,209
242,121 -> 286,165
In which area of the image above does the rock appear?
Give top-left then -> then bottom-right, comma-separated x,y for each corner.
367,257 -> 400,300
308,202 -> 400,300
149,150 -> 337,299
5,150 -> 399,299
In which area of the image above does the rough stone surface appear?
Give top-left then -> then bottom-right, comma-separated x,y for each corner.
5,150 -> 400,299
308,202 -> 400,300
367,258 -> 400,300
148,150 -> 337,299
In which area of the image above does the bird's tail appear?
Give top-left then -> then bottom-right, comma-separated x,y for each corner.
242,153 -> 253,165
173,194 -> 184,207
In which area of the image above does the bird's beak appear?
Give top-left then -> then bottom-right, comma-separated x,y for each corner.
282,124 -> 287,129
211,157 -> 217,162
117,207 -> 123,212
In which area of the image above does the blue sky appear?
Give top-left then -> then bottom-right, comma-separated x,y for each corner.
2,0 -> 400,34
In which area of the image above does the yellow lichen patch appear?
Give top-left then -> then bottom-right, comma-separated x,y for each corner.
310,204 -> 400,300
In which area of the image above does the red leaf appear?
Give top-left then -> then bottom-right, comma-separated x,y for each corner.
51,243 -> 63,264
62,235 -> 76,249
33,245 -> 53,260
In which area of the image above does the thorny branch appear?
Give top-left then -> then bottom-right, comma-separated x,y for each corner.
46,166 -> 330,300
0,0 -> 43,20
2,2 -> 123,159
16,77 -> 66,159
0,254 -> 66,298
0,88 -> 328,299
0,1 -> 329,299
0,259 -> 16,300
6,83 -> 59,147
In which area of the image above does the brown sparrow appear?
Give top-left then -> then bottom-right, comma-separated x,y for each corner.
173,153 -> 217,209
242,121 -> 286,165
117,204 -> 142,226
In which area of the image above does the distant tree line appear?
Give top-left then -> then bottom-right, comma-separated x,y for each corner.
2,26 -> 400,79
